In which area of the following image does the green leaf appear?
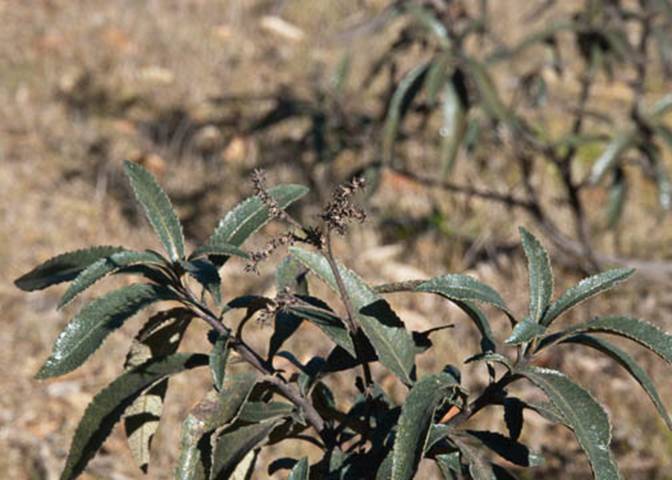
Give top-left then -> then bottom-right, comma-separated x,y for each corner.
269,256 -> 310,359
452,301 -> 498,353
206,184 -> 308,266
516,366 -> 621,480
210,420 -> 283,480
519,227 -> 553,323
466,60 -> 517,129
175,374 -> 258,480
561,334 -> 672,430
58,250 -> 166,308
435,452 -> 461,480
650,93 -> 672,117
383,62 -> 431,165
290,247 -> 417,385
287,297 -> 356,357
209,333 -> 230,392
538,316 -> 672,364
37,284 -> 177,379
415,274 -> 511,317
464,352 -> 512,371
450,434 -> 496,480
288,457 -> 310,480
237,401 -> 295,423
439,70 -> 469,178
589,131 -> 637,185
123,308 -> 192,473
15,246 -> 124,291
466,430 -> 544,467
541,268 -> 635,326
61,353 -> 207,480
406,4 -> 449,44
391,372 -> 460,480
189,242 -> 249,261
503,398 -> 524,440
505,319 -> 547,345
185,258 -> 223,305
606,168 -> 627,229
124,160 -> 185,261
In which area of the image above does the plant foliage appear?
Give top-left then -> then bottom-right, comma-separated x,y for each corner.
16,160 -> 672,479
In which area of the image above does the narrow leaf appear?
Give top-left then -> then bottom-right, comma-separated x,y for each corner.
290,247 -> 417,385
392,372 -> 460,480
237,402 -> 295,423
176,374 -> 258,480
287,297 -> 356,357
519,227 -> 553,323
59,250 -> 166,308
269,256 -> 310,358
466,60 -> 517,129
288,457 -> 310,480
383,62 -> 431,165
123,308 -> 192,473
541,268 -> 635,326
415,274 -> 511,317
439,70 -> 469,178
539,316 -> 672,364
207,184 -> 308,266
517,366 -> 621,480
61,353 -> 208,480
451,435 -> 496,480
589,131 -> 637,185
562,334 -> 672,430
466,430 -> 544,467
606,168 -> 627,229
209,333 -> 230,392
503,398 -> 524,440
189,242 -> 249,261
210,420 -> 282,480
37,284 -> 177,379
15,246 -> 124,291
505,319 -> 547,345
124,160 -> 185,261
185,259 -> 223,305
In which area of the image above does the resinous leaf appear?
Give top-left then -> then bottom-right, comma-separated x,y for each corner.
287,297 -> 356,357
391,372 -> 459,480
58,250 -> 167,308
517,366 -> 621,480
15,246 -> 124,291
541,268 -> 635,326
175,373 -> 258,480
185,258 -> 223,305
519,227 -> 553,323
561,334 -> 672,429
206,184 -> 308,266
124,160 -> 185,261
61,352 -> 208,480
123,308 -> 193,473
37,284 -> 177,379
289,247 -> 417,385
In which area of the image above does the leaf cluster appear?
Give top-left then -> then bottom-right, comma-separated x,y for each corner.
15,160 -> 672,479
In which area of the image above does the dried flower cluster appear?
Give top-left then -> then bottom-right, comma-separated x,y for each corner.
320,176 -> 367,235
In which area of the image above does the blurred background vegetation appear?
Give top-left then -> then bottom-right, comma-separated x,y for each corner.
2,0 -> 672,478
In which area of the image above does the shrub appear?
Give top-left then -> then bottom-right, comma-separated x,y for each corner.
15,161 -> 672,479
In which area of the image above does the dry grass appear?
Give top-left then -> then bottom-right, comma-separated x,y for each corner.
2,1 -> 672,479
